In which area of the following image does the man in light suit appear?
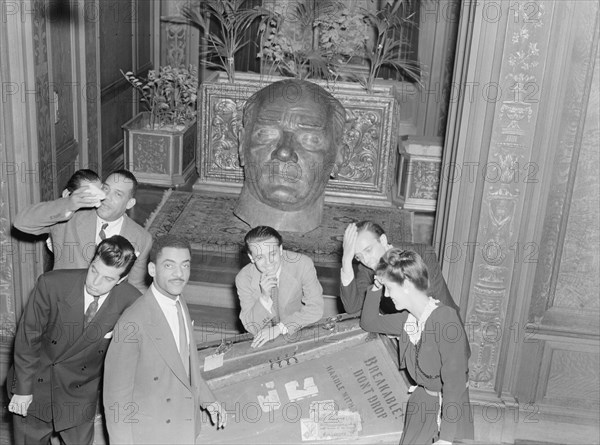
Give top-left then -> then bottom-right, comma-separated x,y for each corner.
104,235 -> 226,444
14,169 -> 152,293
7,235 -> 141,445
236,226 -> 324,348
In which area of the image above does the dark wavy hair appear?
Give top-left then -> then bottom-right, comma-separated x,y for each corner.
244,226 -> 283,252
356,220 -> 385,238
91,235 -> 137,278
64,169 -> 100,193
149,235 -> 191,264
375,248 -> 430,292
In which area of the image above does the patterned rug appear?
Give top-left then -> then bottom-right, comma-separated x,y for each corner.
145,190 -> 413,265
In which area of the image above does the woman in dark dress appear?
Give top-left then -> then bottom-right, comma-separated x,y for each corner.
362,248 -> 474,445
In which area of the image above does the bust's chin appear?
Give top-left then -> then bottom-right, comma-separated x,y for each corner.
234,185 -> 324,233
258,187 -> 310,212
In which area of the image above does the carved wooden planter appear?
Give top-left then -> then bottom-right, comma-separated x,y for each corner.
195,72 -> 416,207
123,112 -> 196,187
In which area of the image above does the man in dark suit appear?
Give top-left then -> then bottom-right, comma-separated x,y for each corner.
14,169 -> 152,293
7,235 -> 141,445
340,221 -> 460,316
104,235 -> 226,444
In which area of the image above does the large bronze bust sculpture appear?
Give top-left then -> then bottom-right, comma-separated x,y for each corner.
234,79 -> 346,232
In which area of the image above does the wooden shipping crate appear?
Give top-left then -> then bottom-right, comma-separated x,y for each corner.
197,318 -> 410,444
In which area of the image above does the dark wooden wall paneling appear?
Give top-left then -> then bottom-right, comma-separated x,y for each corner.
99,0 -> 153,177
100,1 -> 135,176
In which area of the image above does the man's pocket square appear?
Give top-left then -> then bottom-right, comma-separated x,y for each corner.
104,331 -> 114,339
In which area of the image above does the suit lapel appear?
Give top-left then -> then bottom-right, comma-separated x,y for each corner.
120,215 -> 143,255
250,268 -> 261,294
180,299 -> 200,390
278,256 -> 300,314
59,279 -> 124,360
145,293 -> 191,389
120,214 -> 131,236
84,288 -> 124,336
75,210 -> 98,252
57,272 -> 86,337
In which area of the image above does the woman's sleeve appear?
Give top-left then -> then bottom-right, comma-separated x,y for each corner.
359,287 -> 408,335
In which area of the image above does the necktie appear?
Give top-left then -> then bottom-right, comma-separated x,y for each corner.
99,223 -> 108,241
176,300 -> 190,377
270,285 -> 280,325
85,296 -> 100,327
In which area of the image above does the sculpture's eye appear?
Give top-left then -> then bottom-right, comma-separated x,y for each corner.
252,127 -> 279,143
299,132 -> 324,150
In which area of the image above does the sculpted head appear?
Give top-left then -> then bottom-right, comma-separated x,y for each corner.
234,79 -> 346,232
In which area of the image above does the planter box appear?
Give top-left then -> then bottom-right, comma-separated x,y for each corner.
123,112 -> 196,187
194,72 -> 417,207
395,135 -> 443,211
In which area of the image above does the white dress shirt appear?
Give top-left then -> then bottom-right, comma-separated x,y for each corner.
84,287 -> 109,313
95,215 -> 124,244
259,266 -> 282,313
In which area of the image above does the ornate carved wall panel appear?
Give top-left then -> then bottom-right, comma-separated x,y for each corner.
512,2 -> 600,425
545,347 -> 600,407
0,145 -> 16,343
465,1 -> 550,390
535,341 -> 600,413
552,52 -> 599,313
529,2 -> 599,332
160,0 -> 199,68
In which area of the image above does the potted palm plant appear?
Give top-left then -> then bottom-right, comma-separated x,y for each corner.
121,65 -> 198,187
258,0 -> 422,90
163,0 -> 270,83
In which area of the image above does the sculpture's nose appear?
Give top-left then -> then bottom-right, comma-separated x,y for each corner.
271,131 -> 299,163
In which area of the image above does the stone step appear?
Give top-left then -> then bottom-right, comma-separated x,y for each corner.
184,251 -> 345,342
188,251 -> 343,296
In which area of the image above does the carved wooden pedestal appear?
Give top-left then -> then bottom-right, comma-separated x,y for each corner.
395,136 -> 443,211
123,112 -> 196,187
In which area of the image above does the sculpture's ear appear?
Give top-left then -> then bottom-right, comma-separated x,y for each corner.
238,126 -> 246,167
330,146 -> 344,179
